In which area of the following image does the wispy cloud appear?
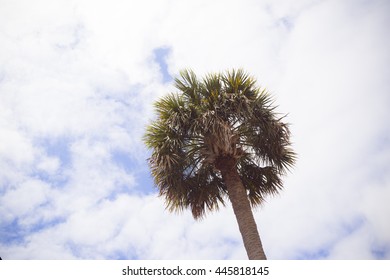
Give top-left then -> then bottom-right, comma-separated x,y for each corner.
0,0 -> 389,259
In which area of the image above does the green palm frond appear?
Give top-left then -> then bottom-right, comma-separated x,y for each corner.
144,69 -> 296,219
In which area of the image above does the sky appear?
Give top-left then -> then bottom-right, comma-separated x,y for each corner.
0,0 -> 389,260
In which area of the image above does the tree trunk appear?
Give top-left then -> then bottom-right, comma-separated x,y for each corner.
217,157 -> 267,260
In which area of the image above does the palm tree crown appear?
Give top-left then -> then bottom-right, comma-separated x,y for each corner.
144,69 -> 295,259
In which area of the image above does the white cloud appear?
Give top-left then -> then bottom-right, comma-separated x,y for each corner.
36,156 -> 60,175
0,179 -> 50,222
0,124 -> 35,166
0,0 -> 389,260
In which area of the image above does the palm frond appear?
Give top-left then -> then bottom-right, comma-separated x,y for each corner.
144,69 -> 296,219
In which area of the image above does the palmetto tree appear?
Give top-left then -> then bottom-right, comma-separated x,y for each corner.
144,69 -> 295,259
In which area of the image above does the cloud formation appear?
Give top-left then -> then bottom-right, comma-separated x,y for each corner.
0,0 -> 389,259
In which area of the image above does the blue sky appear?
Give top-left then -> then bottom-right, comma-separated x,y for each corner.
0,0 -> 389,259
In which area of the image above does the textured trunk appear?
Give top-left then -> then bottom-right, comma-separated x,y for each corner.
217,157 -> 267,260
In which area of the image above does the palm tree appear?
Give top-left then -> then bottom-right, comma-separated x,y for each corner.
144,69 -> 295,259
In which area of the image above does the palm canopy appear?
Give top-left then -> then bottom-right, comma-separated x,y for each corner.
144,69 -> 295,219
